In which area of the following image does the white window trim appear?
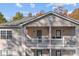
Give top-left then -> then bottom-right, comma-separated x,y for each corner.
0,29 -> 12,40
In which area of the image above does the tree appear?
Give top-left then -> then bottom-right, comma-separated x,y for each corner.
36,10 -> 45,16
53,6 -> 68,16
0,12 -> 7,23
69,8 -> 79,20
28,12 -> 32,17
13,12 -> 24,21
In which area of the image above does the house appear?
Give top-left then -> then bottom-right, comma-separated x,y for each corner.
0,11 -> 79,56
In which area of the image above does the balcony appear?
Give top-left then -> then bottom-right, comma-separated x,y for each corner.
25,36 -> 76,49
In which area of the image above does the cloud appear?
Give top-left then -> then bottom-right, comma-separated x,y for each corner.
19,10 -> 29,16
46,3 -> 64,7
53,3 -> 65,7
46,3 -> 77,11
46,3 -> 53,7
46,3 -> 77,7
16,3 -> 23,8
30,3 -> 35,8
68,10 -> 73,14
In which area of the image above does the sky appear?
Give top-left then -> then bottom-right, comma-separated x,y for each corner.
0,3 -> 79,21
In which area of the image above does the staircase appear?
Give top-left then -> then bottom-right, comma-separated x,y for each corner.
20,32 -> 34,56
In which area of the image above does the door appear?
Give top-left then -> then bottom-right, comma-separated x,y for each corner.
52,50 -> 62,56
56,30 -> 61,38
56,50 -> 61,56
37,30 -> 42,43
36,50 -> 42,56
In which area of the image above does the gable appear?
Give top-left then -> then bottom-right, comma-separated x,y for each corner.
0,12 -> 79,27
25,14 -> 76,27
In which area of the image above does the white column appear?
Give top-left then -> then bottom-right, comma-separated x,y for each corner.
49,25 -> 51,56
63,36 -> 64,47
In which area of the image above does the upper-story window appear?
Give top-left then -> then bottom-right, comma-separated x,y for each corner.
56,30 -> 61,38
37,30 -> 42,43
48,16 -> 55,24
48,16 -> 52,22
0,30 -> 12,39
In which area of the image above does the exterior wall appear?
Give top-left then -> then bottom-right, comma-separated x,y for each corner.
32,49 -> 75,56
0,14 -> 79,56
33,49 -> 49,56
0,28 -> 22,56
75,25 -> 79,55
26,14 -> 75,27
26,27 -> 75,38
51,49 -> 75,56
24,14 -> 78,56
52,16 -> 75,26
26,27 -> 49,38
62,50 -> 75,56
51,27 -> 75,37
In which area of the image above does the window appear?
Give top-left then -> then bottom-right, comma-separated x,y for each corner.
37,30 -> 42,43
37,50 -> 42,56
56,30 -> 61,38
1,31 -> 6,39
7,31 -> 12,39
0,30 -> 12,39
56,50 -> 61,56
0,50 -> 13,56
48,16 -> 53,23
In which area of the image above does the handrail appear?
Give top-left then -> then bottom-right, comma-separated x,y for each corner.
26,36 -> 76,48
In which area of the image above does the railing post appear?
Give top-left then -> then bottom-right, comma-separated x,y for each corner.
63,36 -> 64,47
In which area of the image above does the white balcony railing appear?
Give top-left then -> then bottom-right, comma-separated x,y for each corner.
63,36 -> 76,48
25,36 -> 77,48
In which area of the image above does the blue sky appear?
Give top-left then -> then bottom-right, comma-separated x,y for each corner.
0,3 -> 79,21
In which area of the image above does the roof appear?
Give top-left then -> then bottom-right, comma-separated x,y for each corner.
0,16 -> 36,26
0,11 -> 79,27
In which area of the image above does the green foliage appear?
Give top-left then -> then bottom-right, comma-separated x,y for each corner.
0,12 -> 7,23
13,12 -> 24,21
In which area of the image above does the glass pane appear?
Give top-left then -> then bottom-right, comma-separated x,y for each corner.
1,31 -> 6,39
0,50 -> 2,56
56,30 -> 61,38
37,50 -> 42,56
2,50 -> 7,56
37,30 -> 42,39
7,31 -> 12,39
7,50 -> 12,56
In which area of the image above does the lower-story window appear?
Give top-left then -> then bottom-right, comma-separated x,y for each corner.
37,50 -> 42,56
56,50 -> 61,56
0,50 -> 13,56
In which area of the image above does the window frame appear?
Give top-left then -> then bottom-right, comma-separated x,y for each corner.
7,31 -> 12,39
0,50 -> 14,56
37,50 -> 42,56
1,30 -> 7,39
37,30 -> 42,43
0,30 -> 12,39
56,50 -> 62,56
56,30 -> 61,38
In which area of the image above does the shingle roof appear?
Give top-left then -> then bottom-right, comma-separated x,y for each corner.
0,16 -> 36,26
0,11 -> 79,27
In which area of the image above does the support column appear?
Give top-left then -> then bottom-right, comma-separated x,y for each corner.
20,27 -> 26,56
75,26 -> 79,56
49,25 -> 51,56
